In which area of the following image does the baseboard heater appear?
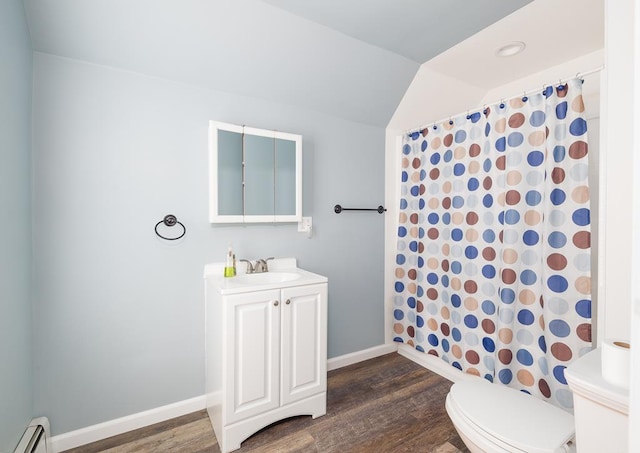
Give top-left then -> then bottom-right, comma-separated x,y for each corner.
14,418 -> 50,453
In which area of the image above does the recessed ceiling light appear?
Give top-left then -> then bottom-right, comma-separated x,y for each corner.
495,41 -> 526,57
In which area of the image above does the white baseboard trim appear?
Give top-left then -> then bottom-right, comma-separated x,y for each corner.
327,343 -> 398,371
50,395 -> 206,452
51,345 -> 400,452
397,343 -> 478,384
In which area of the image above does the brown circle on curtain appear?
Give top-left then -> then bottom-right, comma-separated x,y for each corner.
569,140 -> 588,159
550,342 -> 573,361
552,167 -> 566,184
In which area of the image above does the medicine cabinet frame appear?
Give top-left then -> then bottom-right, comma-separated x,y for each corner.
209,121 -> 302,223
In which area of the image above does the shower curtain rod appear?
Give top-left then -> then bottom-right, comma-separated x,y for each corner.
404,65 -> 605,136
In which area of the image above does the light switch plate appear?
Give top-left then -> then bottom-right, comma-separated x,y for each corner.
298,217 -> 312,237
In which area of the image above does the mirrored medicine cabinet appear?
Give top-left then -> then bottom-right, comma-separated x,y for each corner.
209,121 -> 302,223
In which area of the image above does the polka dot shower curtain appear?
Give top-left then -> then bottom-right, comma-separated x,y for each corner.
393,78 -> 592,411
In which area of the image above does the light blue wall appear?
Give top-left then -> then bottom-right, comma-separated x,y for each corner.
0,1 -> 33,450
32,53 -> 385,435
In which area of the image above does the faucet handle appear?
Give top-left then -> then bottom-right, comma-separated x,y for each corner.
239,259 -> 254,274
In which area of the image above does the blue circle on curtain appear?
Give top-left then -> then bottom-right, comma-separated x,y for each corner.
416,345 -> 425,352
427,273 -> 438,284
410,132 -> 420,140
407,297 -> 416,309
548,231 -> 567,248
417,255 -> 425,266
400,199 -> 408,209
394,282 -> 405,292
417,286 -> 424,297
495,137 -> 506,152
485,123 -> 491,136
484,374 -> 494,382
527,150 -> 545,167
505,209 -> 520,225
553,145 -> 566,162
500,288 -> 516,304
452,362 -> 463,371
451,294 -> 462,307
551,189 -> 566,205
538,335 -> 547,353
530,110 -> 546,127
498,211 -> 505,225
420,169 -> 427,180
483,337 -> 496,353
452,328 -> 462,341
516,349 -> 534,366
444,149 -> 453,162
548,275 -> 569,293
403,144 -> 412,154
525,190 -> 542,206
483,229 -> 496,243
455,130 -> 467,143
410,185 -> 420,196
499,369 -> 513,384
428,213 -> 439,224
468,177 -> 480,191
572,208 -> 590,226
401,171 -> 408,182
482,265 -> 496,279
442,212 -> 451,224
398,226 -> 407,237
523,230 -> 540,245
464,315 -> 479,328
556,101 -> 568,120
421,140 -> 428,151
465,246 -> 478,259
576,299 -> 592,318
451,261 -> 462,274
394,309 -> 404,320
517,309 -> 535,325
452,196 -> 465,208
409,241 -> 418,252
543,86 -> 553,98
442,275 -> 450,287
396,254 -> 406,265
442,339 -> 450,352
483,158 -> 492,172
520,269 -> 537,285
419,199 -> 426,209
570,118 -> 588,136
508,132 -> 524,147
416,316 -> 425,328
469,112 -> 481,123
549,319 -> 571,337
454,163 -> 466,176
553,365 -> 568,385
393,336 -> 404,343
482,300 -> 496,314
431,153 -> 441,165
483,194 -> 494,208
452,228 -> 464,241
428,334 -> 439,346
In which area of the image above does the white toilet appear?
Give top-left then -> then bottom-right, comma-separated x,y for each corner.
445,379 -> 577,453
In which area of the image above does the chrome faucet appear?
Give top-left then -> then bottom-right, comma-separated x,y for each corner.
240,257 -> 274,274
253,257 -> 274,273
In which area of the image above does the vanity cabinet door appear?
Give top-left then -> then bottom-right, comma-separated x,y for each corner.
280,284 -> 327,406
225,289 -> 281,424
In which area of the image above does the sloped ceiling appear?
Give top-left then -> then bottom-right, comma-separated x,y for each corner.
262,0 -> 532,64
22,0 -> 531,127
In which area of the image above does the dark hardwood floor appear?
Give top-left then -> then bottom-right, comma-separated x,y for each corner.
63,353 -> 468,453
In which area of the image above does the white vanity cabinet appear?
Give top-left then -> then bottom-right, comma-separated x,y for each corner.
204,259 -> 327,453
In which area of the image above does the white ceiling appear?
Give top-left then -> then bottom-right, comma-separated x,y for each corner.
262,0 -> 532,63
22,0 -> 603,127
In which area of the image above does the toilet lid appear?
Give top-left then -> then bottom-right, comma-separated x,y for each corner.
449,379 -> 575,453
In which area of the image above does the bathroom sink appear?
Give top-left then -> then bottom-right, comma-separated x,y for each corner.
232,272 -> 301,285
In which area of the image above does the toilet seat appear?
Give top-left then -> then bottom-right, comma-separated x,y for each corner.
446,379 -> 576,453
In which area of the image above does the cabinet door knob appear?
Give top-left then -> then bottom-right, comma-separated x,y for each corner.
274,301 -> 279,306
286,299 -> 291,305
